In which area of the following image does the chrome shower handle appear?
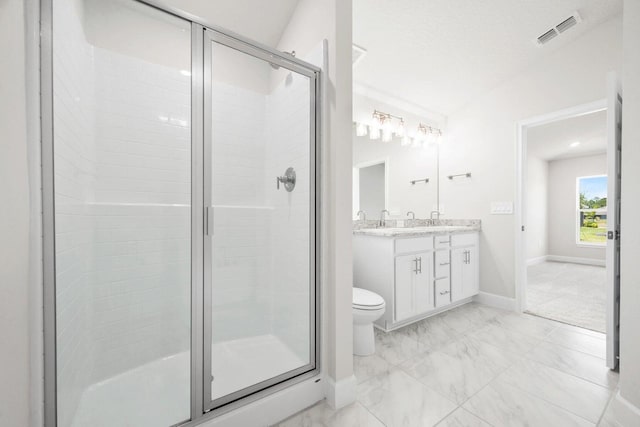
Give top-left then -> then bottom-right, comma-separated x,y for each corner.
276,167 -> 296,192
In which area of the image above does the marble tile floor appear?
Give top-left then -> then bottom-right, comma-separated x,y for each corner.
526,261 -> 606,333
277,302 -> 618,427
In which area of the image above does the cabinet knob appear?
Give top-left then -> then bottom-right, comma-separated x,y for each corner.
439,290 -> 450,295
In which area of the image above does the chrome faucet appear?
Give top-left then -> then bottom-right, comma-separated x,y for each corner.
379,209 -> 390,227
356,210 -> 366,224
406,211 -> 415,227
429,210 -> 441,226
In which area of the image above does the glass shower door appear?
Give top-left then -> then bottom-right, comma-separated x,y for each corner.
202,30 -> 319,410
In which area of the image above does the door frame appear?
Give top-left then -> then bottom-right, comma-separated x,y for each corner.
202,27 -> 322,413
514,99 -> 607,314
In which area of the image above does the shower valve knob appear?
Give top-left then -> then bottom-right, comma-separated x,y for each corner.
276,167 -> 296,192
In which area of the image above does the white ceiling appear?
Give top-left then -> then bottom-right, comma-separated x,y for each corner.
527,110 -> 607,161
353,0 -> 622,115
167,0 -> 300,47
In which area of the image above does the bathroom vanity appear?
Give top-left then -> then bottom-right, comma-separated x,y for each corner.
353,225 -> 480,331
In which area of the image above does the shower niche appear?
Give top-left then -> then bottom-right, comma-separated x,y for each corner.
43,1 -> 321,426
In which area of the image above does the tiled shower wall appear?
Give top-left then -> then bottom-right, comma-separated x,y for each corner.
53,0 -> 95,425
87,48 -> 191,384
54,0 -> 191,423
266,72 -> 313,362
210,81 -> 272,343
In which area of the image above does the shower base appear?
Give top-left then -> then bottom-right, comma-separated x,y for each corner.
70,334 -> 304,427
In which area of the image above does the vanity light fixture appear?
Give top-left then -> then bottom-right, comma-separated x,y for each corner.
353,111 -> 443,147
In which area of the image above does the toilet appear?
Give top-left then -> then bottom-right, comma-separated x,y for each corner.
352,287 -> 386,356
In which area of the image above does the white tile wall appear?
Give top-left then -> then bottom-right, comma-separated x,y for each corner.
53,0 -> 191,424
53,0 -> 95,424
211,81 -> 271,343
87,47 -> 191,385
265,71 -> 312,362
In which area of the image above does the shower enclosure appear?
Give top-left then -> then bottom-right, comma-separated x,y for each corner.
42,1 -> 321,426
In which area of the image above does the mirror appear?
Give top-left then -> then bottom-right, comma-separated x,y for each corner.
353,161 -> 387,217
352,130 -> 439,220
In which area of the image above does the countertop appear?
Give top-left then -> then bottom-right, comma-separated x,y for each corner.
353,225 -> 480,238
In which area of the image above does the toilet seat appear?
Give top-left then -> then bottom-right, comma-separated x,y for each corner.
353,287 -> 385,311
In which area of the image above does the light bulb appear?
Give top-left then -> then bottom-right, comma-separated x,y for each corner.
356,122 -> 368,137
369,125 -> 380,140
396,120 -> 405,137
382,128 -> 393,142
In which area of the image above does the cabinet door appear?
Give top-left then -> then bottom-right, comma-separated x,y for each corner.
395,252 -> 433,321
395,254 -> 416,321
414,252 -> 433,313
451,246 -> 479,301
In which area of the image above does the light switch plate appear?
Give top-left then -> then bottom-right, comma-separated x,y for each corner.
491,201 -> 513,215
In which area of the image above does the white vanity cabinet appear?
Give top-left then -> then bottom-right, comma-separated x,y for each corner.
353,229 -> 480,331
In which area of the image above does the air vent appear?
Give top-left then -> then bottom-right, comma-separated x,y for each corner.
537,29 -> 558,45
556,16 -> 578,33
535,11 -> 582,46
352,44 -> 367,68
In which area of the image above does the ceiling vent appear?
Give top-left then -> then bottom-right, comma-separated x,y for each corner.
535,11 -> 582,46
352,44 -> 367,68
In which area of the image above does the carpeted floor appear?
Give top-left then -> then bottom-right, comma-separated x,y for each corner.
526,261 -> 606,333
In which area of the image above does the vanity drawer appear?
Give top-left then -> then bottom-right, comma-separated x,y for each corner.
434,250 -> 450,278
395,236 -> 433,254
435,277 -> 451,308
434,235 -> 451,249
451,232 -> 478,247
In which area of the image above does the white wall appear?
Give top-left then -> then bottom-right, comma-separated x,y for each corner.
0,0 -> 30,425
547,154 -> 607,261
618,0 -> 640,418
525,155 -> 548,260
277,0 -> 355,403
441,15 -> 622,299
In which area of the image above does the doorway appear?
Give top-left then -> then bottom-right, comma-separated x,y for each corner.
515,76 -> 622,370
525,111 -> 608,332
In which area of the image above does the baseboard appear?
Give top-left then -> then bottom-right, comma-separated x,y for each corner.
610,390 -> 640,426
473,292 -> 517,311
547,255 -> 605,267
325,374 -> 357,410
526,255 -> 548,266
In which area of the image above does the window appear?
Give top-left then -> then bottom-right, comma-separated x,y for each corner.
577,175 -> 607,245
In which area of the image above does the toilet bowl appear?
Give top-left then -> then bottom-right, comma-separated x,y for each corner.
352,287 -> 386,356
